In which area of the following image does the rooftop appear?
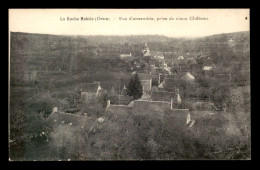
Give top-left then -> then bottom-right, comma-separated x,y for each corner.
136,73 -> 152,80
151,91 -> 176,102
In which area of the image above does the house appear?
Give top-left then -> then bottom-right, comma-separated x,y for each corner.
132,100 -> 190,125
151,91 -> 176,102
99,80 -> 121,95
107,98 -> 191,126
77,82 -> 102,103
163,78 -> 182,90
144,51 -> 164,60
77,82 -> 104,117
119,52 -> 132,59
77,82 -> 102,94
151,88 -> 181,105
81,92 -> 101,103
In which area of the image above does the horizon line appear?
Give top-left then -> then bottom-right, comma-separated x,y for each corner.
10,30 -> 250,39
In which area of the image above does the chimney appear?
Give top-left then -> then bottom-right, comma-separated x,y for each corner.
106,100 -> 110,108
52,107 -> 58,113
158,74 -> 161,85
186,113 -> 191,125
171,97 -> 173,109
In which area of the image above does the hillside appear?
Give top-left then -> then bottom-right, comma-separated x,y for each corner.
9,31 -> 250,160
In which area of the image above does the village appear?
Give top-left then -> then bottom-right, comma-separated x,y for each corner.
9,9 -> 250,161
9,31 -> 250,160
47,42 -> 232,136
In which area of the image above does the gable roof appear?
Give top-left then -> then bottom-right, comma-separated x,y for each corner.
151,86 -> 159,91
164,78 -> 182,88
203,66 -> 213,71
143,51 -> 151,57
132,100 -> 171,118
135,73 -> 152,80
139,93 -> 152,101
180,72 -> 195,81
151,91 -> 176,102
158,81 -> 165,89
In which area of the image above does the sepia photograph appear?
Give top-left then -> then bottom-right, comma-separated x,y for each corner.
8,9 -> 250,161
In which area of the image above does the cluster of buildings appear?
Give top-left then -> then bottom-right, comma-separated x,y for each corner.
47,42 -> 233,136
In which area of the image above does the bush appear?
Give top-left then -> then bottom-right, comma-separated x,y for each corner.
48,124 -> 87,160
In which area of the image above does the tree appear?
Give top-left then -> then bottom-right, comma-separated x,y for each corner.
126,73 -> 143,100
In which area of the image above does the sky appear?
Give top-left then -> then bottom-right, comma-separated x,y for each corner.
9,9 -> 250,38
